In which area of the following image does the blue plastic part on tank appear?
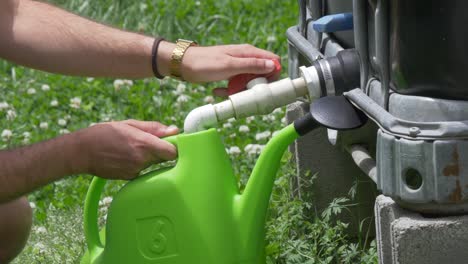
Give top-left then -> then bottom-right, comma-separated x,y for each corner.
312,13 -> 353,32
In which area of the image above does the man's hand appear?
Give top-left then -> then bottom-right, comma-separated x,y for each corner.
0,120 -> 178,202
157,43 -> 280,83
78,120 -> 178,180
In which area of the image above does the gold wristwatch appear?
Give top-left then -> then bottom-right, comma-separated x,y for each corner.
170,39 -> 197,80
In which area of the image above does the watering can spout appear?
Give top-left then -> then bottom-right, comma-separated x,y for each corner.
237,95 -> 368,242
236,124 -> 300,252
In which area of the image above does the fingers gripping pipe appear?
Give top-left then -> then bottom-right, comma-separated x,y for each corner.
184,49 -> 361,133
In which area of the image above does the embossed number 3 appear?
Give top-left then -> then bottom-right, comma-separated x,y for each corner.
149,220 -> 168,254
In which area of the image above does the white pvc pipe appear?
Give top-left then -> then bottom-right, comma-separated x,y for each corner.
183,65 -> 320,133
348,144 -> 377,183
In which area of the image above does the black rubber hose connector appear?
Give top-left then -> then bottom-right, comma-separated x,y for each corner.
293,113 -> 319,136
327,49 -> 361,95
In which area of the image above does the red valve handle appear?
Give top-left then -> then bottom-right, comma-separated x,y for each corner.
226,59 -> 282,95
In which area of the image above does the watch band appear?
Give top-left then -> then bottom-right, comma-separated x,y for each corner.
170,39 -> 197,80
151,37 -> 165,79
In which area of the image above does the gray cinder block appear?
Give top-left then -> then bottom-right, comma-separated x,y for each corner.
375,195 -> 468,264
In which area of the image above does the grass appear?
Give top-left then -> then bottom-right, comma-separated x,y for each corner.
0,0 -> 377,263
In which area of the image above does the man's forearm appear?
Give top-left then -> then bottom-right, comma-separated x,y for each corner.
0,132 -> 84,202
0,0 -> 175,78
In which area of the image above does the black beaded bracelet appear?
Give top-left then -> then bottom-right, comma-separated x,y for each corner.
151,37 -> 165,79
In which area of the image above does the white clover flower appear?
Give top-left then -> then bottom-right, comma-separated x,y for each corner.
41,84 -> 50,91
203,96 -> 214,104
103,196 -> 113,204
69,97 -> 82,109
223,122 -> 232,129
58,119 -> 67,127
6,109 -> 16,121
174,83 -> 186,95
36,226 -> 47,234
39,122 -> 49,130
176,94 -> 190,104
27,88 -> 36,95
86,77 -> 94,82
23,132 -> 31,138
262,115 -> 276,122
281,117 -> 287,124
113,79 -> 132,91
177,83 -> 186,90
272,108 -> 283,115
255,131 -> 272,141
113,79 -> 125,90
50,99 -> 59,107
255,144 -> 266,153
1,129 -> 12,141
89,122 -> 97,127
228,118 -> 236,123
239,125 -> 250,133
99,196 -> 113,207
158,77 -> 169,87
0,101 -> 9,110
99,207 -> 108,214
59,129 -> 70,134
244,144 -> 253,152
244,144 -> 265,155
228,146 -> 241,155
34,242 -> 47,254
197,85 -> 206,92
195,1 -> 201,6
246,116 -> 255,123
140,3 -> 148,11
29,202 -> 36,209
267,35 -> 277,43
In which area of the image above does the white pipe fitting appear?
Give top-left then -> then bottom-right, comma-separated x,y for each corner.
183,104 -> 218,133
299,65 -> 322,100
246,77 -> 268,89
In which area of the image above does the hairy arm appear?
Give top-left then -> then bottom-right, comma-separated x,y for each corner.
0,0 -> 279,81
0,0 -> 174,78
0,132 -> 83,202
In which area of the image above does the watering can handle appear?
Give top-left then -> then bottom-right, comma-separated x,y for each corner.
83,135 -> 179,256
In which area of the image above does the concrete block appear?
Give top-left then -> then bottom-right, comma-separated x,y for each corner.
375,195 -> 468,264
286,101 -> 376,237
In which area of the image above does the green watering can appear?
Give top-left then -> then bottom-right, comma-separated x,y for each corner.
81,96 -> 367,264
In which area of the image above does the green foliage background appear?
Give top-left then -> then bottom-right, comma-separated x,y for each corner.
0,0 -> 377,263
